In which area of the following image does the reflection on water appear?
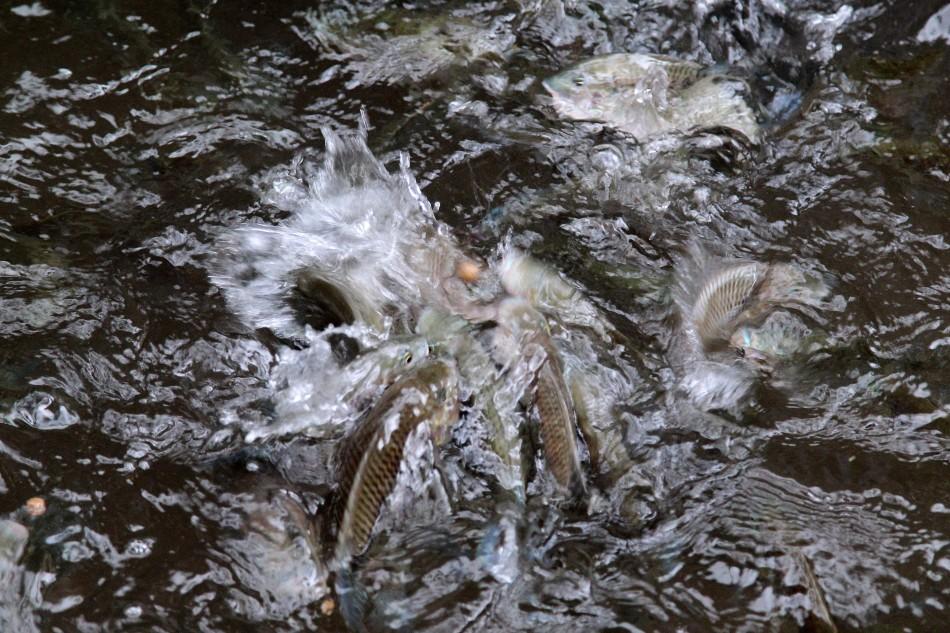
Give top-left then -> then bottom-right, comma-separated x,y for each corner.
1,0 -> 949,631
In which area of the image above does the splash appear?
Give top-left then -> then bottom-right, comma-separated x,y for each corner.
213,114 -> 469,341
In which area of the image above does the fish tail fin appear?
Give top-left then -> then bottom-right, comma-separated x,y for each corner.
335,566 -> 371,633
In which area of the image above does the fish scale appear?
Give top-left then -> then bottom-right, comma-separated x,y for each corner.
495,297 -> 588,497
535,353 -> 586,495
330,360 -> 458,563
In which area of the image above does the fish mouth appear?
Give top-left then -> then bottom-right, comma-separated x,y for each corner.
540,76 -> 562,97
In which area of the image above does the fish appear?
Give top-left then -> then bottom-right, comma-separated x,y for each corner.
499,249 -> 612,341
337,336 -> 431,409
417,309 -> 527,497
677,244 -> 830,355
330,359 -> 459,564
417,308 -> 529,583
543,53 -> 760,143
495,298 -> 586,497
566,364 -> 631,486
306,10 -> 515,88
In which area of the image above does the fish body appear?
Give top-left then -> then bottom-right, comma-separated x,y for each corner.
677,245 -> 832,384
544,53 -> 760,143
331,359 -> 459,564
418,308 -> 528,502
496,298 -> 586,497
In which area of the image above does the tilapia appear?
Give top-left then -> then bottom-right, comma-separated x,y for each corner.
543,53 -> 760,143
677,246 -> 830,354
304,10 -> 514,88
417,308 -> 528,583
330,359 -> 459,564
417,308 -> 527,500
495,298 -> 586,497
566,364 -> 631,486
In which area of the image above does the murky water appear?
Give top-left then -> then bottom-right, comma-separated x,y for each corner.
1,1 -> 948,631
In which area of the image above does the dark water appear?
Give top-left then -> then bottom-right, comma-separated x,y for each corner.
1,1 -> 948,631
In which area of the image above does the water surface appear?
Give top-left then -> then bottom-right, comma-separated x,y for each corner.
1,1 -> 948,631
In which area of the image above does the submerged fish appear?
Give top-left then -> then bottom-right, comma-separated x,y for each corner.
495,298 -> 586,497
543,53 -> 760,143
417,308 -> 528,583
306,10 -> 514,87
330,359 -> 459,564
417,309 -> 527,499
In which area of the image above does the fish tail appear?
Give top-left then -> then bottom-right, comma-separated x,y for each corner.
335,566 -> 371,633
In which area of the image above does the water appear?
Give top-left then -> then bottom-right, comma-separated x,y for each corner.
1,0 -> 948,631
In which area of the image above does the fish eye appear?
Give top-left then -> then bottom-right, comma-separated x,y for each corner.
573,77 -> 584,86
735,347 -> 746,358
404,352 -> 413,365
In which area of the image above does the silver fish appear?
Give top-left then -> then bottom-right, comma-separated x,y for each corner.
417,309 -> 527,499
544,53 -> 760,143
418,308 -> 527,583
330,359 -> 459,564
566,364 -> 631,486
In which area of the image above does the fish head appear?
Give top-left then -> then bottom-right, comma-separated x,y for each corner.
416,307 -> 468,345
370,335 -> 431,376
542,56 -> 623,120
730,328 -> 775,376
